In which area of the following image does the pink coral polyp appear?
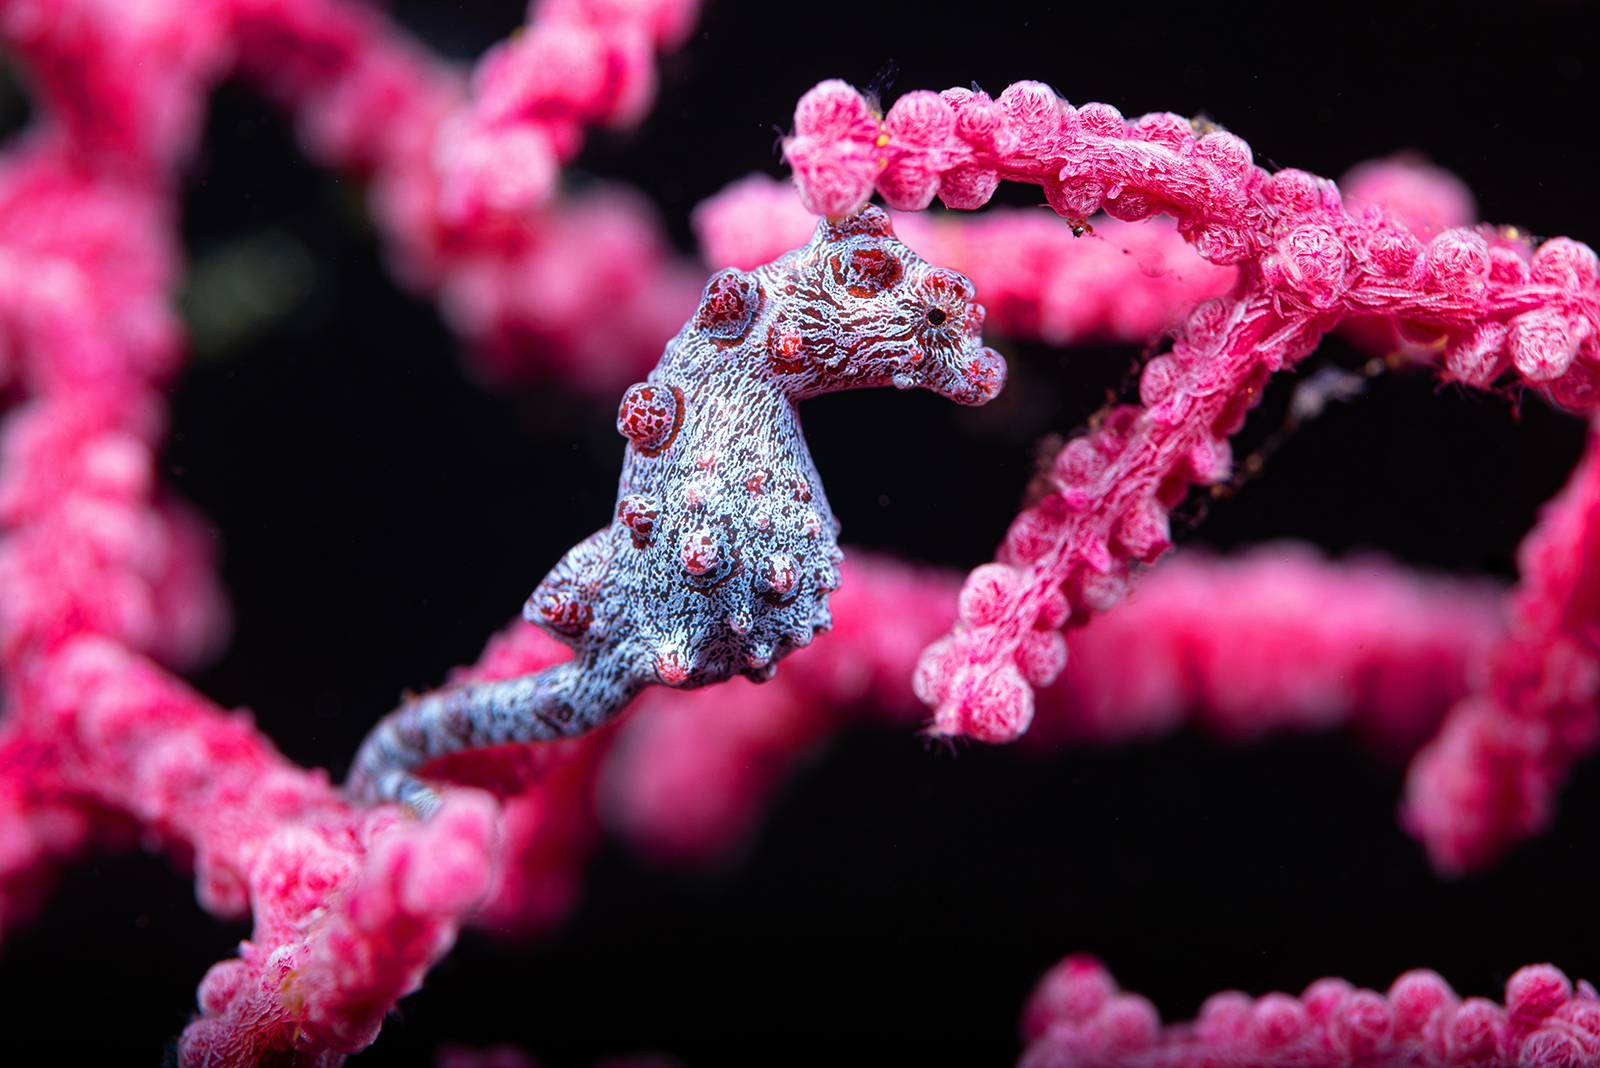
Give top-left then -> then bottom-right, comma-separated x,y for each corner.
1021,955 -> 1600,1068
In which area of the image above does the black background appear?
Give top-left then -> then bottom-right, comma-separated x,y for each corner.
2,0 -> 1599,1064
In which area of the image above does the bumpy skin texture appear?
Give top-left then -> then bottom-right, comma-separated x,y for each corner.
346,206 -> 1006,812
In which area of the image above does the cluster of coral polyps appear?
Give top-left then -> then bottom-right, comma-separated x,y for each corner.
1020,955 -> 1600,1068
0,0 -> 1596,1063
782,77 -> 1600,877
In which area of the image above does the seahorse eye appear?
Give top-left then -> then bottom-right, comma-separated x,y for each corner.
925,307 -> 948,327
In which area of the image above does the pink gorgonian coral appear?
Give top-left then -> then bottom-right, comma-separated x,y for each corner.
783,75 -> 1600,874
0,0 -> 1596,1065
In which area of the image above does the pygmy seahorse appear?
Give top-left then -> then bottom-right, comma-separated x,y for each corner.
347,205 -> 1006,813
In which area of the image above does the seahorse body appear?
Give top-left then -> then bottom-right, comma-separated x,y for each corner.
347,205 -> 1005,812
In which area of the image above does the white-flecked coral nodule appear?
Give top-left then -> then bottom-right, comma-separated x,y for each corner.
346,205 -> 1005,812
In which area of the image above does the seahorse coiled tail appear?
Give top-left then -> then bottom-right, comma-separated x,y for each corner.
347,205 -> 1006,813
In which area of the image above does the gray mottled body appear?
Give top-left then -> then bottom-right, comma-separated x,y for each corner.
346,206 -> 1006,813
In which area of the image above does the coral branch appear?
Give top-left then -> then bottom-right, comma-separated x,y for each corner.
431,0 -> 699,221
695,173 -> 1235,346
229,0 -> 707,396
32,637 -> 502,1064
0,124 -> 510,1066
1019,954 -> 1600,1068
698,157 -> 1478,361
1031,545 -> 1503,759
1401,419 -> 1600,874
782,79 -> 1600,761
0,730 -> 103,940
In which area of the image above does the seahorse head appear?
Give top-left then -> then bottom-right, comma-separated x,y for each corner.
687,204 -> 1007,405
